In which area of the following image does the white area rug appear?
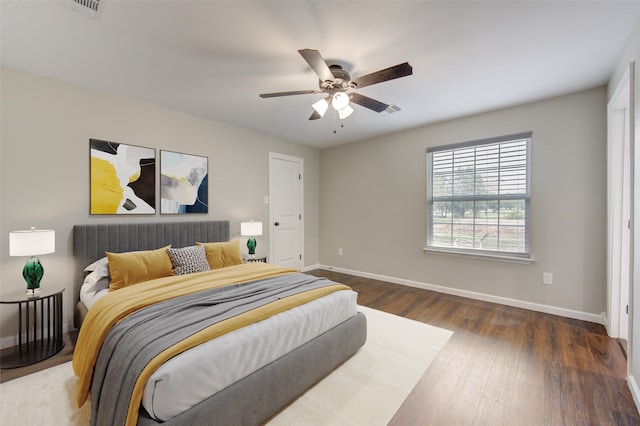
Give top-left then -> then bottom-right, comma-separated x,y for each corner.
0,306 -> 452,426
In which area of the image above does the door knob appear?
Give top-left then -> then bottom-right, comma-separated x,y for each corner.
274,222 -> 280,226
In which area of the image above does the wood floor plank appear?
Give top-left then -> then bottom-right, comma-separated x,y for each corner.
389,352 -> 470,425
472,396 -> 510,426
480,340 -> 518,410
437,348 -> 490,425
589,331 -> 628,378
507,378 -> 545,425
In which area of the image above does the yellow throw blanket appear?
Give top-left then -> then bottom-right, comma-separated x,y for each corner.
73,262 -> 350,425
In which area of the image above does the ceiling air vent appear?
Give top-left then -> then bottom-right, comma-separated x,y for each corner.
61,0 -> 104,20
382,104 -> 403,114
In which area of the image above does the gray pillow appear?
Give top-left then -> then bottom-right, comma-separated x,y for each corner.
167,245 -> 210,275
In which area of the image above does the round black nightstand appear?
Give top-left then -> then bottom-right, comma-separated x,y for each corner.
0,287 -> 65,369
246,256 -> 267,263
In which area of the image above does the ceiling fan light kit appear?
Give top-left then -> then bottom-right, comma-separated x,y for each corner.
338,104 -> 354,119
259,49 -> 413,123
312,97 -> 330,117
332,92 -> 349,110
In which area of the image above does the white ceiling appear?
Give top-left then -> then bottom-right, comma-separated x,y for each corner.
2,1 -> 639,149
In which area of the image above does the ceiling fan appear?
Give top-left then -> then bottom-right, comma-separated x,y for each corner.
259,49 -> 413,121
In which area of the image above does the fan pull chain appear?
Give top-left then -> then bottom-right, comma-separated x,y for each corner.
332,110 -> 345,134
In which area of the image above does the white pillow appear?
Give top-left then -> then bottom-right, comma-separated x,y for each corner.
83,261 -> 111,292
84,256 -> 108,272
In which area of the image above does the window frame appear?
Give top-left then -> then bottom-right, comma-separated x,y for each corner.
425,132 -> 532,261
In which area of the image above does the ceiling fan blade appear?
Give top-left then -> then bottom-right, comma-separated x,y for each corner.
309,110 -> 322,120
298,49 -> 334,83
259,89 -> 318,98
349,92 -> 389,113
351,62 -> 413,89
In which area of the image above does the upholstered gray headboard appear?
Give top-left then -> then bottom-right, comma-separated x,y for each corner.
72,220 -> 230,327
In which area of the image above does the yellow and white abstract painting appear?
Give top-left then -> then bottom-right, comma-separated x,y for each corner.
90,139 -> 155,214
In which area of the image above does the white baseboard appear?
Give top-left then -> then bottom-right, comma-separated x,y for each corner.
301,263 -> 321,272
0,322 -> 73,350
0,335 -> 14,350
319,264 -> 604,324
601,312 -> 611,335
628,375 -> 640,414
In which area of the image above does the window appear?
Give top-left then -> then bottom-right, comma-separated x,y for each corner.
426,132 -> 531,259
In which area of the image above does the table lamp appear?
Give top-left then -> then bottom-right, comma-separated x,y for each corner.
240,221 -> 262,259
10,227 -> 55,295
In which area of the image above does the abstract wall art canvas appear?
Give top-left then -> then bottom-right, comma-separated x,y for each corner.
90,139 -> 156,214
160,150 -> 208,214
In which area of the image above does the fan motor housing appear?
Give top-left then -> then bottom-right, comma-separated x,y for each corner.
319,65 -> 354,91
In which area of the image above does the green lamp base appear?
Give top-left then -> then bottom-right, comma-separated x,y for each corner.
23,256 -> 44,294
247,237 -> 257,258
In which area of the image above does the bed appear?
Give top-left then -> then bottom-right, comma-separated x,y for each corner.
72,220 -> 367,425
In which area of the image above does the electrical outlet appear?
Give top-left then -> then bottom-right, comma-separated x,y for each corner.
543,272 -> 553,285
338,248 -> 343,256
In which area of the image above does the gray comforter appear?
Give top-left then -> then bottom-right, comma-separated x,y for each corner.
90,272 -> 340,426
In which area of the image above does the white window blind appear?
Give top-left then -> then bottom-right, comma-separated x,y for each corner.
427,132 -> 531,257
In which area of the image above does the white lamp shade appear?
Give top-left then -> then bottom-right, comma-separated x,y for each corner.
332,92 -> 350,111
10,228 -> 55,256
338,104 -> 354,119
312,98 -> 330,117
241,221 -> 263,237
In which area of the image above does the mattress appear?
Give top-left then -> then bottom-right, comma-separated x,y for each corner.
80,276 -> 358,421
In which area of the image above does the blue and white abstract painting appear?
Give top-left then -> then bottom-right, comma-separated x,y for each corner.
160,150 -> 208,214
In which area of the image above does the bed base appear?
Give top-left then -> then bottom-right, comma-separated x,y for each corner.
137,312 -> 367,426
75,300 -> 89,330
73,220 -> 367,425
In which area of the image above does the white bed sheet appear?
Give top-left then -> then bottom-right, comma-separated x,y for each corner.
81,281 -> 358,422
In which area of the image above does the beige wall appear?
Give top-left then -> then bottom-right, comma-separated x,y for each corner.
0,66 -> 618,347
0,66 -> 321,345
320,87 -> 607,316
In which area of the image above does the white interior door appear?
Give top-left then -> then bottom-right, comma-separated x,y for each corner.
269,153 -> 303,270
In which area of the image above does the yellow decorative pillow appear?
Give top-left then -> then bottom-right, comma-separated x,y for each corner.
106,245 -> 173,291
196,240 -> 243,269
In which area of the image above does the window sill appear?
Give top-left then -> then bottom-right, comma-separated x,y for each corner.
422,247 -> 535,264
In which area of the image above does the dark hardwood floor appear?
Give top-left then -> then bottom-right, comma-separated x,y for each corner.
1,269 -> 638,425
308,269 -> 640,425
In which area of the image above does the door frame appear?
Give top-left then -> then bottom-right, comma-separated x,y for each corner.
268,152 -> 304,268
607,63 -> 633,344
